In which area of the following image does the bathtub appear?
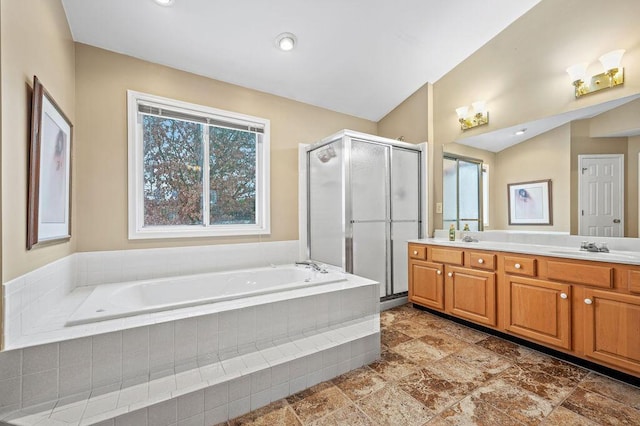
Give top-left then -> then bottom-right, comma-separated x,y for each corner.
66,264 -> 347,326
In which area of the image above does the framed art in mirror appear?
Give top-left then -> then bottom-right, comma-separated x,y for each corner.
27,76 -> 72,249
508,179 -> 552,225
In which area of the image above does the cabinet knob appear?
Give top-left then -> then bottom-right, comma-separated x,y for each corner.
560,293 -> 568,299
584,298 -> 593,305
448,272 -> 453,277
436,270 -> 442,275
413,250 -> 418,255
514,263 -> 521,269
478,258 -> 484,264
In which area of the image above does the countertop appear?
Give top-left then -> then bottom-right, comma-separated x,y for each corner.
409,238 -> 640,266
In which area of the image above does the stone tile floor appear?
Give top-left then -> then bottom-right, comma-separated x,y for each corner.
219,304 -> 640,425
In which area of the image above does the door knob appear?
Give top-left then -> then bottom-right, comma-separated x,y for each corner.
514,263 -> 521,269
560,293 -> 568,299
584,298 -> 593,305
613,219 -> 621,223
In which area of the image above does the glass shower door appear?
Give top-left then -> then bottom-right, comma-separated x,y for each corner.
349,140 -> 390,298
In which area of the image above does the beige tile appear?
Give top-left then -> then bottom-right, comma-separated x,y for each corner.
286,382 -> 351,424
380,328 -> 413,348
309,404 -> 373,426
430,320 -> 489,344
561,387 -> 640,425
396,369 -> 468,416
418,329 -> 470,355
434,395 -> 525,425
518,351 -> 589,383
470,378 -> 554,425
367,349 -> 418,382
451,344 -> 513,375
498,364 -> 578,404
331,367 -> 386,402
389,319 -> 433,338
578,372 -> 640,410
227,399 -> 300,426
541,406 -> 599,426
422,355 -> 493,390
390,339 -> 449,366
475,336 -> 532,362
357,385 -> 433,426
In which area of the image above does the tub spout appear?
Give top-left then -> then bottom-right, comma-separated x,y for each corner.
295,260 -> 328,273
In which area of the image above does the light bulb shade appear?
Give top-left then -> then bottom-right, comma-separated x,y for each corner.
471,101 -> 487,115
599,49 -> 625,72
153,0 -> 175,6
455,106 -> 469,119
566,62 -> 588,83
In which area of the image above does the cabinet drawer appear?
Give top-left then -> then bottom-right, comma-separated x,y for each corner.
547,260 -> 612,288
408,244 -> 426,260
629,270 -> 640,294
504,256 -> 537,277
469,252 -> 496,271
431,248 -> 464,265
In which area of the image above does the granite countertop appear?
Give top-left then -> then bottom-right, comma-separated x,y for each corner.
409,238 -> 640,266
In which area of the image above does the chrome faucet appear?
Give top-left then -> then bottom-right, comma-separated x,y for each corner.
580,241 -> 609,253
295,260 -> 328,273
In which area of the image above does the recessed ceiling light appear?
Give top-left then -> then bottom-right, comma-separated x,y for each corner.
514,128 -> 527,136
153,0 -> 175,6
275,32 -> 297,52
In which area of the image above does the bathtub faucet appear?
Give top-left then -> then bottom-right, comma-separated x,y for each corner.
295,260 -> 328,273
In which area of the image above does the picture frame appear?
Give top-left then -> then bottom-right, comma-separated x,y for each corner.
27,76 -> 73,249
507,179 -> 552,225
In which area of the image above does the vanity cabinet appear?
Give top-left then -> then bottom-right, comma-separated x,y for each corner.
504,275 -> 572,350
408,242 -> 640,377
445,266 -> 496,326
583,289 -> 640,374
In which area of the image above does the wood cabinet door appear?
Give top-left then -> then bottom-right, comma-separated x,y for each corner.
504,276 -> 572,350
409,261 -> 444,310
445,266 -> 496,326
583,289 -> 640,375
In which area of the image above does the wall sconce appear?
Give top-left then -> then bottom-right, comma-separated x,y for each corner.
566,49 -> 625,98
455,101 -> 488,130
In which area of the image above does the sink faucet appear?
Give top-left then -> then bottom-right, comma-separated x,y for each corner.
580,241 -> 609,253
295,260 -> 328,273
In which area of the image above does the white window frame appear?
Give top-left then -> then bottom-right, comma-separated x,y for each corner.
127,90 -> 270,239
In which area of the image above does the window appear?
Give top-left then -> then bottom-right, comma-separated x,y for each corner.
442,154 -> 483,231
127,91 -> 270,239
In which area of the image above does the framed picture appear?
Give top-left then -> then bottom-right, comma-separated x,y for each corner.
27,76 -> 72,249
507,179 -> 552,225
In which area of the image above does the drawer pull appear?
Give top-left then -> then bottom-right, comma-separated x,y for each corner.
560,293 -> 568,299
437,270 -> 442,275
584,298 -> 593,305
514,263 -> 521,269
448,272 -> 453,277
478,259 -> 484,264
413,250 -> 418,255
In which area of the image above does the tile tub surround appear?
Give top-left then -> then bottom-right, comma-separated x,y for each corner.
0,280 -> 380,424
3,240 -> 300,349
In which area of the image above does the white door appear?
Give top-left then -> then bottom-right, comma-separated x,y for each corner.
578,154 -> 624,237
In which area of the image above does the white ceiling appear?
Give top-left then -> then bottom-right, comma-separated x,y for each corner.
454,94 -> 640,153
61,0 -> 541,121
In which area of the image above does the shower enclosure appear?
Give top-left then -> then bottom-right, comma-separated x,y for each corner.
305,130 -> 425,301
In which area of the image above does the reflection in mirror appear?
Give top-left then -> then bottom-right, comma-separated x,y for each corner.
442,154 -> 483,231
444,94 -> 640,238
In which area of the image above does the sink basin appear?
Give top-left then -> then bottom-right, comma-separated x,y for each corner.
547,249 -> 638,261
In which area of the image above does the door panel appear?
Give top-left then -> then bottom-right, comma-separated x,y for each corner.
409,261 -> 444,310
352,221 -> 388,297
445,266 -> 496,326
579,155 -> 623,237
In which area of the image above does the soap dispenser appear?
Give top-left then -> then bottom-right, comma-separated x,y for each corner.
449,224 -> 456,241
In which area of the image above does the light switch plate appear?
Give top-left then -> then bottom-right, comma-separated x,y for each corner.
436,203 -> 442,214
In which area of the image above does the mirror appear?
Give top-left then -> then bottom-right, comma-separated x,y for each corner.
443,94 -> 640,238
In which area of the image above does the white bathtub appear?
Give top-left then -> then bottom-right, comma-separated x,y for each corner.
66,264 -> 346,326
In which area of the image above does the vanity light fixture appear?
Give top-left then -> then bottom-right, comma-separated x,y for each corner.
566,49 -> 625,98
153,0 -> 175,6
275,32 -> 297,52
455,101 -> 489,130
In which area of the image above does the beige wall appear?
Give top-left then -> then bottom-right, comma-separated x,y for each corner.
628,136 -> 640,238
431,0 -> 640,233
74,44 -> 377,252
1,0 -> 76,281
495,124 -> 571,231
378,83 -> 431,143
